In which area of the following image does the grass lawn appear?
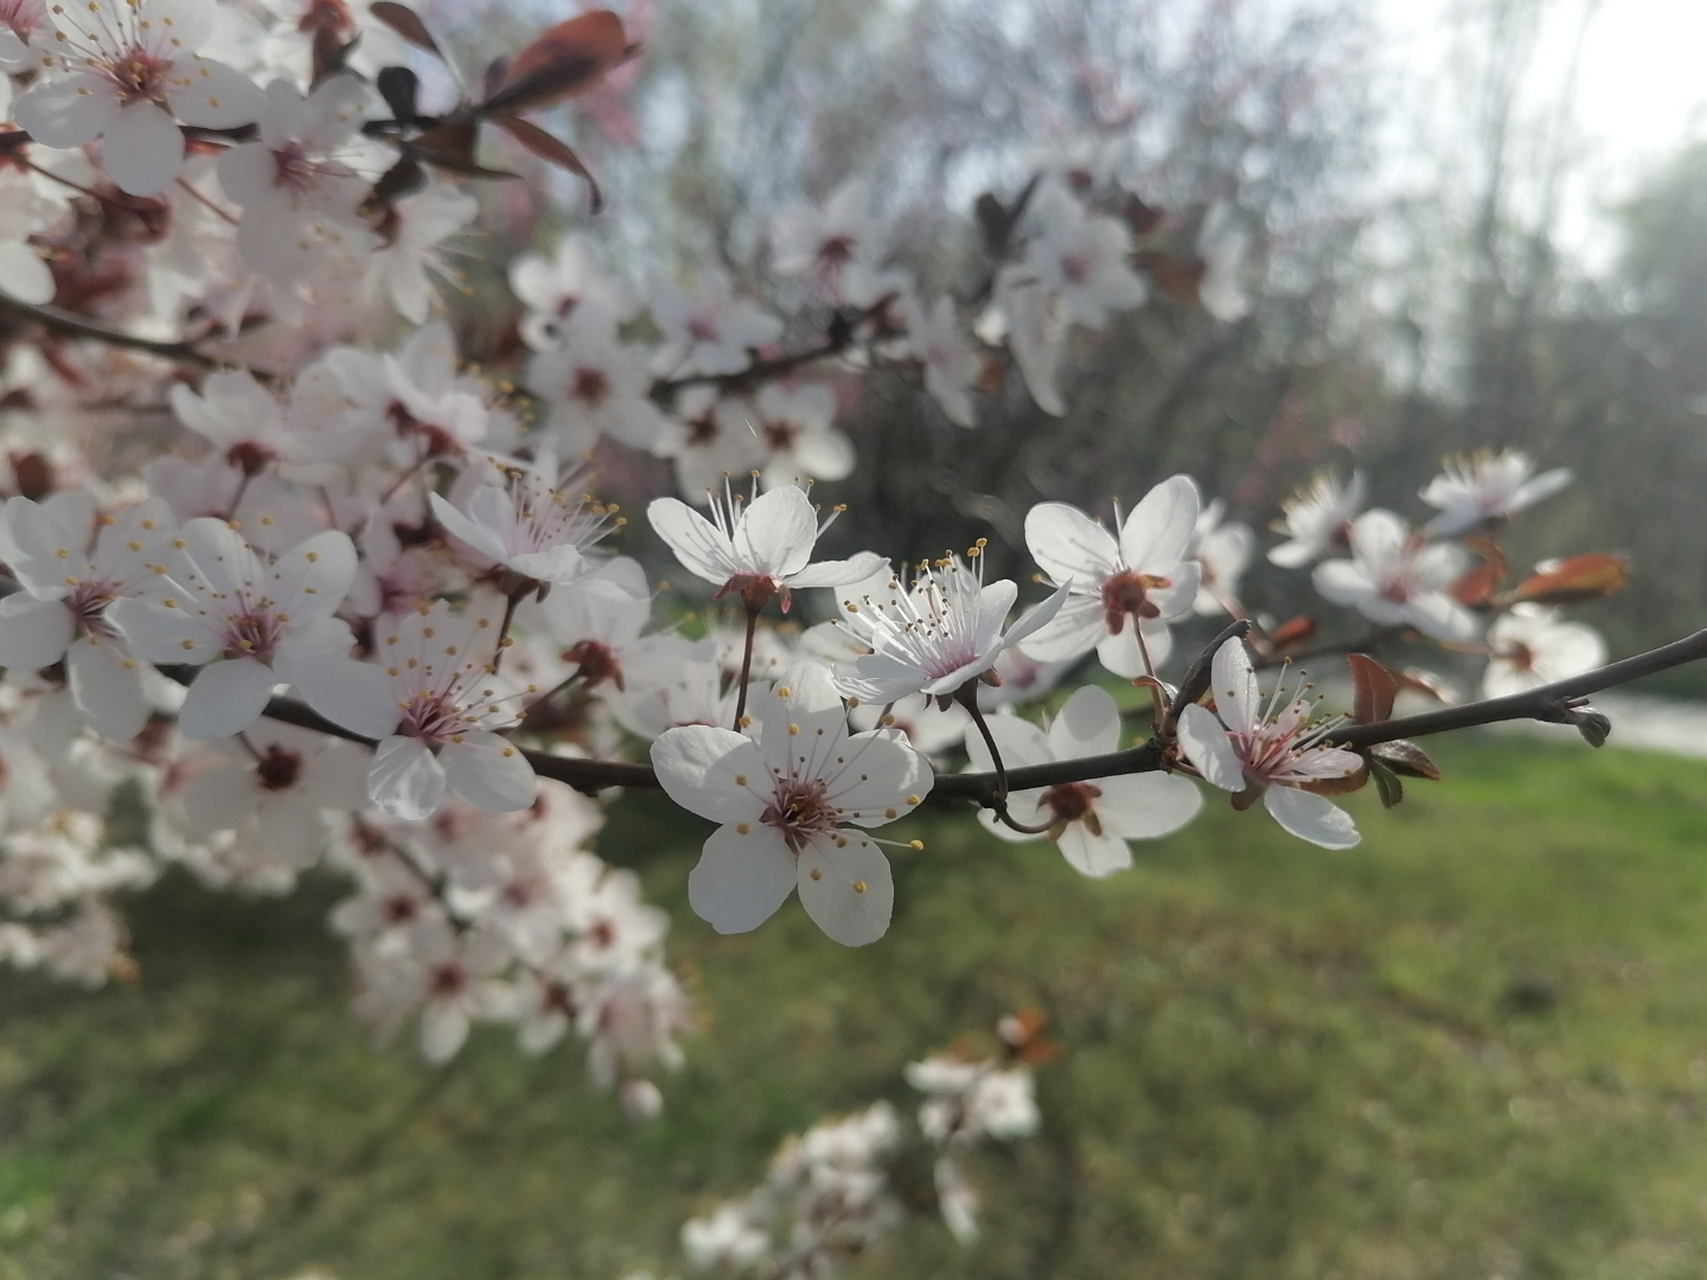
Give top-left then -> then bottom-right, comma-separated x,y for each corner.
5,733 -> 1707,1279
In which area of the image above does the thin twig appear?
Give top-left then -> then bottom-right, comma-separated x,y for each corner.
0,290 -> 221,370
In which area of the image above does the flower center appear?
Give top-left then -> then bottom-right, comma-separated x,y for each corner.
106,50 -> 171,103
762,779 -> 836,849
1041,781 -> 1101,825
401,690 -> 462,744
572,367 -> 610,407
223,610 -> 283,661
565,639 -> 623,691
254,744 -> 304,791
65,581 -> 118,640
1100,569 -> 1169,632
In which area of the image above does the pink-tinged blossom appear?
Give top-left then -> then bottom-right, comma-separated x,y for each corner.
771,177 -> 884,298
1420,450 -> 1572,535
648,269 -> 783,378
651,661 -> 932,946
965,686 -> 1201,877
1482,604 -> 1606,699
108,520 -> 356,739
651,387 -> 766,501
648,482 -> 885,610
901,294 -> 980,428
509,235 -> 640,350
1021,180 -> 1147,328
536,556 -> 695,696
753,383 -> 854,489
179,722 -> 369,875
365,181 -> 479,324
1175,638 -> 1363,849
1019,477 -> 1202,678
838,549 -> 1067,704
428,447 -> 617,587
294,597 -> 538,820
978,271 -> 1066,416
0,493 -> 175,740
215,76 -> 376,286
0,167 -> 69,305
168,370 -> 306,476
1189,500 -> 1255,616
1269,470 -> 1364,568
1311,509 -> 1478,641
523,313 -> 664,454
13,0 -> 263,196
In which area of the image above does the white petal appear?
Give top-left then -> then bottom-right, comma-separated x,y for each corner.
733,485 -> 817,579
270,529 -> 358,623
1120,475 -> 1200,572
1209,637 -> 1261,738
1263,786 -> 1360,850
1025,502 -> 1120,586
796,833 -> 893,946
66,637 -> 149,740
1055,823 -> 1132,878
1175,703 -> 1244,792
102,102 -> 185,197
182,765 -> 257,833
0,597 -> 73,670
429,490 -> 509,565
441,732 -> 538,812
1047,684 -> 1121,759
368,735 -> 446,820
292,656 -> 401,739
420,1003 -> 469,1064
1093,772 -> 1204,839
1018,595 -> 1104,663
651,725 -> 768,824
648,498 -> 735,586
687,823 -> 797,934
1003,582 -> 1069,648
0,241 -> 56,306
787,550 -> 889,589
13,76 -> 118,149
178,657 -> 276,738
164,58 -> 263,129
106,598 -> 214,664
826,732 -> 934,826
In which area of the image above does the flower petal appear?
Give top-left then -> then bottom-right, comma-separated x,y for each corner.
651,725 -> 768,824
1120,475 -> 1200,572
102,101 -> 185,197
177,656 -> 276,738
292,656 -> 402,740
732,485 -> 817,579
648,497 -> 735,587
1025,502 -> 1119,585
368,734 -> 446,820
1263,785 -> 1360,849
1055,823 -> 1132,878
1047,684 -> 1121,759
687,822 -> 797,934
441,731 -> 538,812
0,597 -> 73,670
67,637 -> 149,740
796,833 -> 893,946
1093,772 -> 1204,839
1175,703 -> 1244,792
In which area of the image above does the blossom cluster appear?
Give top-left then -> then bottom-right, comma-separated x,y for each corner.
0,0 -> 1628,1124
676,1017 -> 1044,1277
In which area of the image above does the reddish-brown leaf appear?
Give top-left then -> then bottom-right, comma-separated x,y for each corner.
1369,739 -> 1443,781
1508,552 -> 1631,606
1395,666 -> 1453,704
1347,652 -> 1398,724
1121,192 -> 1166,237
493,115 -> 603,212
482,10 -> 633,117
1453,559 -> 1502,607
1369,758 -> 1404,808
1267,614 -> 1318,650
370,2 -> 445,57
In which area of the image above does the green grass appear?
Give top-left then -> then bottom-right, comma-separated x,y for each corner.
6,735 -> 1707,1279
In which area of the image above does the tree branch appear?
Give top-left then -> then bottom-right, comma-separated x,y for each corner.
0,291 -> 222,371
231,625 -> 1707,810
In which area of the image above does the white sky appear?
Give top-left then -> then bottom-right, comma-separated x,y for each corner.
1378,0 -> 1707,262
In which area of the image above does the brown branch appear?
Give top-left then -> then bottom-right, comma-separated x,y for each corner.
650,299 -> 892,401
0,291 -> 221,370
231,625 -> 1707,808
1327,626 -> 1707,750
